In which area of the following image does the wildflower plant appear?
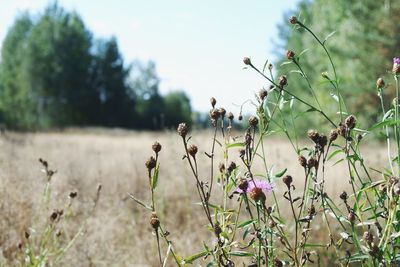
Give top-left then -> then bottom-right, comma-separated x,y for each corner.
131,15 -> 400,266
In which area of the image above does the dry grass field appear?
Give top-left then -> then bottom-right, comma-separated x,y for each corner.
0,129 -> 390,266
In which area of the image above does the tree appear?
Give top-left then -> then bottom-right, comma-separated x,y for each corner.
164,90 -> 192,128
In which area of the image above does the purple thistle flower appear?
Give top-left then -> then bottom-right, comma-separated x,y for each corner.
393,57 -> 400,74
236,179 -> 274,194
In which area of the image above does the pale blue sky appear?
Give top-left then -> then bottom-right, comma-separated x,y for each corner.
0,0 -> 300,113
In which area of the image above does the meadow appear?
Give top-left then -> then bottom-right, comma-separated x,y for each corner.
0,129 -> 389,266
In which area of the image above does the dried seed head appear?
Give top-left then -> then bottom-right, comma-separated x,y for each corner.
289,16 -> 298,24
50,209 -> 63,222
376,78 -> 385,89
39,158 -> 48,168
278,75 -> 287,87
188,144 -> 198,157
249,116 -> 259,127
238,114 -> 243,121
177,123 -> 188,137
210,97 -> 217,108
218,108 -> 226,118
150,213 -> 160,229
345,115 -> 356,130
243,57 -> 252,66
329,129 -> 338,142
152,141 -> 162,154
209,109 -> 220,120
214,223 -> 222,236
219,163 -> 225,173
369,243 -> 380,257
25,231 -> 30,239
268,63 -> 273,70
269,220 -> 277,228
307,157 -> 318,169
282,175 -> 293,188
309,204 -> 316,215
239,149 -> 245,158
238,178 -> 249,192
347,212 -> 356,223
307,129 -> 320,143
298,156 -> 307,168
274,258 -> 283,267
363,231 -> 373,244
340,191 -> 348,201
249,187 -> 266,203
145,156 -> 157,170
227,161 -> 237,173
69,191 -> 78,199
259,89 -> 268,100
227,112 -> 234,121
286,50 -> 295,60
338,123 -> 347,137
318,134 -> 328,148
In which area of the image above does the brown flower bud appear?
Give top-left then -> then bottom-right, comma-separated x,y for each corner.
318,134 -> 328,148
259,89 -> 268,100
150,213 -> 160,229
347,212 -> 356,223
273,259 -> 283,267
307,129 -> 320,143
145,156 -> 157,170
339,191 -> 348,200
363,231 -> 373,244
238,114 -> 243,121
286,50 -> 295,60
218,108 -> 226,118
243,57 -> 252,66
249,116 -> 259,127
289,16 -> 298,24
282,175 -> 293,188
307,157 -> 318,169
177,123 -> 188,137
227,112 -> 234,121
214,223 -> 222,236
152,141 -> 162,153
69,191 -> 78,199
278,75 -> 287,87
329,129 -> 338,142
298,156 -> 307,168
239,149 -> 245,158
376,78 -> 385,89
227,161 -> 237,173
188,144 -> 198,157
249,187 -> 266,203
219,163 -> 225,173
238,178 -> 249,192
210,97 -> 216,108
345,115 -> 356,130
210,109 -> 220,120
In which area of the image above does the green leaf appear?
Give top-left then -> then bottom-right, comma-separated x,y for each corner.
275,168 -> 287,178
303,243 -> 326,248
323,31 -> 336,43
128,194 -> 152,210
368,119 -> 398,131
183,251 -> 208,263
327,149 -> 343,161
229,251 -> 254,257
151,164 -> 160,189
237,220 -> 255,229
226,142 -> 245,149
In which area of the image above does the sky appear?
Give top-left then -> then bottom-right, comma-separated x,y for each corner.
0,0 -> 300,113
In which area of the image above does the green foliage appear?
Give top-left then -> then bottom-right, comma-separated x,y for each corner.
0,3 -> 193,130
276,0 -> 400,133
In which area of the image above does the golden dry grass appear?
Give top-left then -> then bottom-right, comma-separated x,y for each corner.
0,129 -> 389,266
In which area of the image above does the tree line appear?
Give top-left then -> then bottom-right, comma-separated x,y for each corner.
0,3 -> 192,130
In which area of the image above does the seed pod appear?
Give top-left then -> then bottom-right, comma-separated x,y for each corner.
345,115 -> 356,130
286,50 -> 295,60
188,144 -> 198,157
376,78 -> 385,89
298,156 -> 307,168
145,156 -> 157,170
340,191 -> 348,201
152,141 -> 162,153
227,112 -> 234,121
268,63 -> 273,70
239,149 -> 245,158
210,97 -> 217,108
219,163 -> 225,173
214,223 -> 222,236
238,178 -> 249,192
177,123 -> 188,138
329,129 -> 338,142
150,213 -> 160,229
347,212 -> 356,223
289,16 -> 298,24
218,108 -> 226,118
243,57 -> 252,66
282,175 -> 293,188
227,162 -> 237,173
259,89 -> 268,100
69,191 -> 78,199
307,157 -> 318,169
307,129 -> 320,143
318,134 -> 328,148
278,75 -> 287,87
249,187 -> 266,204
249,116 -> 259,127
238,114 -> 243,121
